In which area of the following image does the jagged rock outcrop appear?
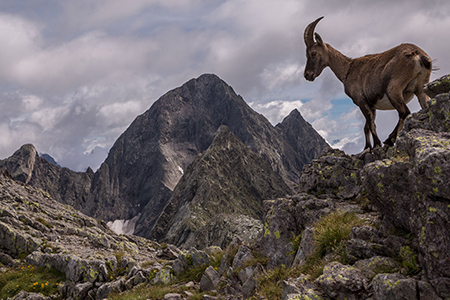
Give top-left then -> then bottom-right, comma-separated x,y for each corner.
0,144 -> 94,212
0,74 -> 328,243
363,84 -> 450,298
148,126 -> 291,248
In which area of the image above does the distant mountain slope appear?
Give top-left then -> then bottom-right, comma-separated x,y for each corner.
0,74 -> 329,242
147,126 -> 291,248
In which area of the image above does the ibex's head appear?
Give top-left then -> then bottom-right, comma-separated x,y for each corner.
304,16 -> 327,82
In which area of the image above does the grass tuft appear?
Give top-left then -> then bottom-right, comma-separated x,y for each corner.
299,210 -> 366,279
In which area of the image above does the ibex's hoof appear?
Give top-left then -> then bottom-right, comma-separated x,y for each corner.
354,148 -> 371,160
383,138 -> 395,147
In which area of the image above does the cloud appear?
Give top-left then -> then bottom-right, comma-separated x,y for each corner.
250,99 -> 305,125
0,1 -> 449,171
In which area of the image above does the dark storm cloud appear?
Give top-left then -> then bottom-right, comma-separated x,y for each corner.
0,0 -> 449,169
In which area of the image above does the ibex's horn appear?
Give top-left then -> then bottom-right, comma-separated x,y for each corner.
304,16 -> 324,47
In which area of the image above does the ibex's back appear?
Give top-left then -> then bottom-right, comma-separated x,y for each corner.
304,17 -> 432,152
345,43 -> 432,110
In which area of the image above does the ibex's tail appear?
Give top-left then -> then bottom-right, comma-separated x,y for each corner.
420,55 -> 432,70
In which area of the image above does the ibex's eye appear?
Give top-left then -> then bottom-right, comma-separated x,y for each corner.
311,52 -> 317,57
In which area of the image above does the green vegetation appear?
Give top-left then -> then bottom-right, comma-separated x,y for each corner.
399,246 -> 421,275
35,216 -> 53,228
256,264 -> 290,299
287,234 -> 302,256
299,211 -> 366,279
0,265 -> 65,299
178,250 -> 223,283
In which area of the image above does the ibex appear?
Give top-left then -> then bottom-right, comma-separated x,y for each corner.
304,17 -> 432,152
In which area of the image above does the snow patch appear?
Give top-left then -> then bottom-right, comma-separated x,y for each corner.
107,214 -> 141,235
178,166 -> 184,175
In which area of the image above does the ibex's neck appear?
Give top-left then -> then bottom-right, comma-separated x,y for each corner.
326,44 -> 352,83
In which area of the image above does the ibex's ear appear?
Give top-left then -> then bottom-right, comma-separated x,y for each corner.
315,33 -> 324,46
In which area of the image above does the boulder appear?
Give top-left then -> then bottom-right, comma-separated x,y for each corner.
153,268 -> 173,285
363,127 -> 450,289
172,248 -> 211,276
72,282 -> 93,300
125,271 -> 147,289
292,227 -> 315,268
371,273 -> 416,300
353,256 -> 400,281
200,266 -> 221,292
424,74 -> 450,98
315,261 -> 368,300
164,293 -> 182,300
282,275 -> 324,300
232,245 -> 254,270
8,291 -> 50,300
95,278 -> 125,300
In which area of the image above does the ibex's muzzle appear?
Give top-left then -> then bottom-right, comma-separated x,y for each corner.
304,70 -> 316,81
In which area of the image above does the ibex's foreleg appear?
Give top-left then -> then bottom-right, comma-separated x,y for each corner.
360,103 -> 381,150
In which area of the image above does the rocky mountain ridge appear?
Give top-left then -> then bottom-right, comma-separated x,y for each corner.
148,125 -> 291,248
0,74 -> 329,244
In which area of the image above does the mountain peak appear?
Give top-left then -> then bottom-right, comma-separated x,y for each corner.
0,143 -> 37,184
278,108 -> 306,126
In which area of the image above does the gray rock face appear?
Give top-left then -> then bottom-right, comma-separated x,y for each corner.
255,193 -> 339,269
299,148 -> 365,199
361,79 -> 450,299
363,120 -> 450,286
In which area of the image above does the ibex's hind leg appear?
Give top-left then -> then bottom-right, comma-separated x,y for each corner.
416,90 -> 429,110
385,90 -> 411,146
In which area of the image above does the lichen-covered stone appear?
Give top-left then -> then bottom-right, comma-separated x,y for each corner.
424,74 -> 450,98
298,148 -> 365,198
315,261 -> 368,300
371,273 -> 417,300
153,268 -> 173,285
282,275 -> 324,300
363,127 -> 450,289
164,293 -> 182,300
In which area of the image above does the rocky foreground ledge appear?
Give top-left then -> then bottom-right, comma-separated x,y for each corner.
0,74 -> 449,300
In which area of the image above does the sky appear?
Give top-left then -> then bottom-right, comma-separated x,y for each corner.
0,0 -> 449,171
